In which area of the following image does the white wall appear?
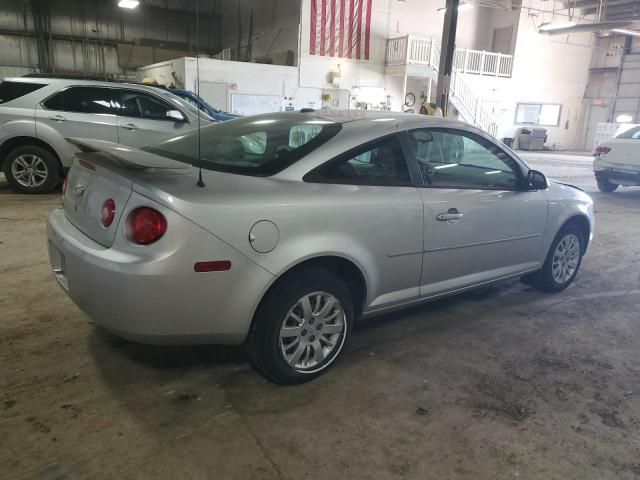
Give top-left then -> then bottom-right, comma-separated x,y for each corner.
462,4 -> 593,149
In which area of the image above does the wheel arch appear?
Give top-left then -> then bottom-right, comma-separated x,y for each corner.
248,255 -> 368,336
0,136 -> 63,176
563,214 -> 591,253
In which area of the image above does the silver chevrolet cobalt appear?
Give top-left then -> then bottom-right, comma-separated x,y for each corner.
48,112 -> 594,384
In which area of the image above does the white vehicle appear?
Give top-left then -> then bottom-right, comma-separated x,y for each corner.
594,126 -> 640,192
0,77 -> 211,193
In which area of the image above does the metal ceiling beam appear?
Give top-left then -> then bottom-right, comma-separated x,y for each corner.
562,0 -> 640,9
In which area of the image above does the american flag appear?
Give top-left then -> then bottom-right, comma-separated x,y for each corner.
310,0 -> 373,60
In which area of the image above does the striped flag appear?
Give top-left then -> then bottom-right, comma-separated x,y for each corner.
310,0 -> 373,60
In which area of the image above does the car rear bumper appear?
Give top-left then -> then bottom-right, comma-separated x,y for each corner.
595,169 -> 640,186
47,207 -> 274,345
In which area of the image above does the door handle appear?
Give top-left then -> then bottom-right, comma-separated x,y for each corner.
121,123 -> 137,131
436,208 -> 464,222
49,115 -> 66,122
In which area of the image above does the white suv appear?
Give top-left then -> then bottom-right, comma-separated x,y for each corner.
594,125 -> 640,192
0,77 -> 211,193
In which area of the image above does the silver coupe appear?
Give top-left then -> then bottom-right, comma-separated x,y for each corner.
47,112 -> 594,384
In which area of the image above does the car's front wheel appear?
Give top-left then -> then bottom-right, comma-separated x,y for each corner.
246,268 -> 353,384
596,177 -> 618,193
526,224 -> 584,293
3,146 -> 61,194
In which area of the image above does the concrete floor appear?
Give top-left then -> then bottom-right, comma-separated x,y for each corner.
1,152 -> 639,480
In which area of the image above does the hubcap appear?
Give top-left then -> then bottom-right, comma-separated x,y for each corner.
552,233 -> 580,284
279,291 -> 346,372
11,154 -> 48,188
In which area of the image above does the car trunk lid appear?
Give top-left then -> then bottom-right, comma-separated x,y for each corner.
62,138 -> 189,247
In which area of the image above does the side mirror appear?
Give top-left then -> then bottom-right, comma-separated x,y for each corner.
166,110 -> 186,122
526,169 -> 549,190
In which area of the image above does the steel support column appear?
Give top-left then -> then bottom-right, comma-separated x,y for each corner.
436,0 -> 460,116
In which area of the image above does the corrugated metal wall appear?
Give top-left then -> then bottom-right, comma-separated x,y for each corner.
0,0 -> 222,78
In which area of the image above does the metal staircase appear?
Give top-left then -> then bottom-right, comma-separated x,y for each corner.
386,36 -> 511,137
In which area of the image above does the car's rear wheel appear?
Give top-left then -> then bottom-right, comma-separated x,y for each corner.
246,268 -> 353,384
525,224 -> 584,293
596,177 -> 618,193
3,146 -> 60,194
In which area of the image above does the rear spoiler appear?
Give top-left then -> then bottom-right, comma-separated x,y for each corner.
66,138 -> 189,170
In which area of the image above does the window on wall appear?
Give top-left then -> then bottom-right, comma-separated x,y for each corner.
515,103 -> 561,126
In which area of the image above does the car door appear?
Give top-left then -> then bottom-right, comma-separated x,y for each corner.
114,89 -> 192,147
402,127 -> 548,298
304,133 -> 424,312
36,86 -> 118,143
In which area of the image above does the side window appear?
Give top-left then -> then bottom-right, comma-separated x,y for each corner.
43,87 -> 117,114
117,90 -> 185,121
306,135 -> 411,186
407,129 -> 521,190
0,81 -> 47,104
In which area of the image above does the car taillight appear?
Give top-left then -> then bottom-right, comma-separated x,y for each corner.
595,145 -> 611,154
128,207 -> 167,245
101,199 -> 116,227
62,176 -> 68,196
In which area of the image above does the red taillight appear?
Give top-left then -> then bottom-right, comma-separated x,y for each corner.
62,176 -> 68,196
595,145 -> 611,154
101,199 -> 116,227
128,207 -> 167,245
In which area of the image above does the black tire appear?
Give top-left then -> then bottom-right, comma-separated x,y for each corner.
3,145 -> 61,194
246,268 -> 353,385
596,178 -> 618,193
528,224 -> 584,293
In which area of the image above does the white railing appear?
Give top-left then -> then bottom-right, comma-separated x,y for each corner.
385,35 -> 501,136
385,35 -> 513,77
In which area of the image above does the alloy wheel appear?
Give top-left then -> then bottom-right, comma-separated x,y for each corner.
551,233 -> 580,284
279,291 -> 346,372
11,154 -> 49,188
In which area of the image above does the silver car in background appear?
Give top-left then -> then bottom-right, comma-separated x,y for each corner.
0,77 -> 211,193
47,112 -> 594,384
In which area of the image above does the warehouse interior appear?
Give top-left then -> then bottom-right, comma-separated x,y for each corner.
1,0 -> 640,479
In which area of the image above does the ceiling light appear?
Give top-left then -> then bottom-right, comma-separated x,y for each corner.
616,114 -> 633,122
612,28 -> 640,37
118,0 -> 140,9
538,21 -> 577,32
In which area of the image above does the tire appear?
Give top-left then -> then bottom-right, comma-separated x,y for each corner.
3,145 -> 61,194
596,178 -> 618,193
528,224 -> 584,293
246,268 -> 354,384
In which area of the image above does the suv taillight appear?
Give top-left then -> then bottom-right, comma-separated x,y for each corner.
101,199 -> 116,227
595,145 -> 611,154
128,207 -> 167,245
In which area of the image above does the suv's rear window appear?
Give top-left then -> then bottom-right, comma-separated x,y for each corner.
142,114 -> 342,176
0,81 -> 47,104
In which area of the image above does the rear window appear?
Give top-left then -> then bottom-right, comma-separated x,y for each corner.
0,81 -> 47,104
142,114 -> 342,176
616,126 -> 640,139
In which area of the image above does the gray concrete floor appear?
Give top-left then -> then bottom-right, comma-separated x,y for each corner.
1,152 -> 640,480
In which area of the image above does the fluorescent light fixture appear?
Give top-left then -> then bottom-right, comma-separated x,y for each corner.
484,170 -> 502,175
538,21 -> 577,32
612,28 -> 640,37
118,0 -> 140,9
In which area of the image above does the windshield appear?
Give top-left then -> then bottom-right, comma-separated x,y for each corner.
177,92 -> 222,114
142,114 -> 342,176
159,90 -> 214,122
616,126 -> 640,139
